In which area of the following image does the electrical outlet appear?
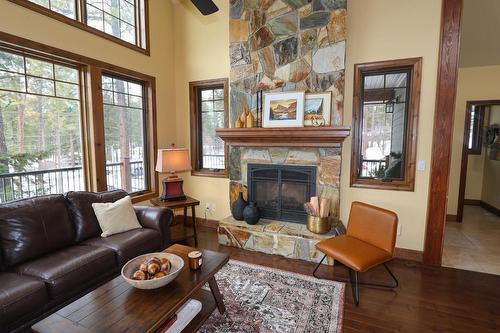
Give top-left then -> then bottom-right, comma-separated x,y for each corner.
397,224 -> 402,236
205,203 -> 216,214
417,160 -> 426,171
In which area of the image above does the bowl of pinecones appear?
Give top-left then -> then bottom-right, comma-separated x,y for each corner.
121,252 -> 184,289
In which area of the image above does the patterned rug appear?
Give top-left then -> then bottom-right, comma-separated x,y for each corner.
198,260 -> 345,333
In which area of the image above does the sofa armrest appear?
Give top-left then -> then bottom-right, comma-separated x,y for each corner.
134,206 -> 173,249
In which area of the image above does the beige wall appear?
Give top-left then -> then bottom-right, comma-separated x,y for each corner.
0,0 -> 177,193
171,0 -> 231,220
340,0 -> 441,251
465,154 -> 486,200
448,65 -> 500,214
173,0 -> 442,251
0,0 -> 444,252
481,107 -> 500,209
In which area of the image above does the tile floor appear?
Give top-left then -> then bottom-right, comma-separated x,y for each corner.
443,205 -> 500,275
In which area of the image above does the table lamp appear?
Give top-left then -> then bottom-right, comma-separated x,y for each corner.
156,146 -> 191,201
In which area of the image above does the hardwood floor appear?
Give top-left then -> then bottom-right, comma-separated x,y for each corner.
190,226 -> 500,333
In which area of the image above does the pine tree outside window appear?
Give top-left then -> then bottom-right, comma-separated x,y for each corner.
0,40 -> 157,203
0,48 -> 84,202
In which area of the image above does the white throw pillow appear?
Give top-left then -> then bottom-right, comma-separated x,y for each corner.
92,196 -> 142,237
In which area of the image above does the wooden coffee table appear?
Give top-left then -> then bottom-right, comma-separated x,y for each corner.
32,244 -> 229,333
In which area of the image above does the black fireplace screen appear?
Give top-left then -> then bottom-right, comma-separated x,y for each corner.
248,164 -> 317,224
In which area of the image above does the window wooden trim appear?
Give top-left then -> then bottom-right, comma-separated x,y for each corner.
0,31 -> 158,202
466,105 -> 485,155
7,0 -> 150,56
351,57 -> 422,191
189,78 -> 229,178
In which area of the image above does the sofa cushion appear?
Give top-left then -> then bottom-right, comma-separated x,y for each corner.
14,245 -> 116,299
0,195 -> 74,267
83,229 -> 161,265
65,190 -> 128,243
93,196 -> 142,237
0,272 -> 49,327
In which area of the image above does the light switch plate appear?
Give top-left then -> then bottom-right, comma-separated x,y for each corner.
417,160 -> 426,171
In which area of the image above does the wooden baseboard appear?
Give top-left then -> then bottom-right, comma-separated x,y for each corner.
446,214 -> 457,222
192,216 -> 424,262
195,217 -> 219,229
394,248 -> 423,262
464,199 -> 481,206
173,214 -> 219,229
480,201 -> 500,218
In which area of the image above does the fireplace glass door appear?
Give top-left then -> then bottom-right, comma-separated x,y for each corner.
248,164 -> 316,224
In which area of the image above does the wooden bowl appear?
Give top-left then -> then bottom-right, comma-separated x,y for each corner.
121,252 -> 184,290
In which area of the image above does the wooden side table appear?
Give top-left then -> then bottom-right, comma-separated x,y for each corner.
150,196 -> 200,247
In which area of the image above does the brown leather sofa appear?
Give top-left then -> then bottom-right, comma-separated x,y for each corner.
0,190 -> 173,333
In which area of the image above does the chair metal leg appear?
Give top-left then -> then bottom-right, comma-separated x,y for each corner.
312,255 -> 327,279
348,269 -> 360,306
356,263 -> 399,290
383,263 -> 399,288
313,257 -> 398,306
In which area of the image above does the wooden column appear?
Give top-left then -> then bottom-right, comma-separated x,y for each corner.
423,0 -> 463,266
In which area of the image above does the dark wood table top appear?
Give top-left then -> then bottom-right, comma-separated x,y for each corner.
150,196 -> 200,209
32,244 -> 229,333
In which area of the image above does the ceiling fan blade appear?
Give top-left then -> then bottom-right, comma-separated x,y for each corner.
190,0 -> 219,15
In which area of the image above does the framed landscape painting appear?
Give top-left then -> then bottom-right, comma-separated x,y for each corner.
263,91 -> 305,128
304,92 -> 332,126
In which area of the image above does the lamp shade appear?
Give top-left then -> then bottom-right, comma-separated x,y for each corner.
155,148 -> 191,173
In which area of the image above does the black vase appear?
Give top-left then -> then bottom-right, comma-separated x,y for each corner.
231,192 -> 248,221
243,201 -> 260,225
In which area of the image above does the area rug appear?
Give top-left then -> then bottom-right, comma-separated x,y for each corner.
198,260 -> 345,333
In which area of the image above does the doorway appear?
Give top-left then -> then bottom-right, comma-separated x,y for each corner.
443,100 -> 500,275
424,0 -> 500,266
456,101 -> 500,223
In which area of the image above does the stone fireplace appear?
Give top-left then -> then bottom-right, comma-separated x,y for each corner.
218,145 -> 342,264
248,163 -> 317,224
220,0 -> 348,264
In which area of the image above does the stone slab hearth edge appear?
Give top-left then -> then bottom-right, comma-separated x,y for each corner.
218,216 -> 335,265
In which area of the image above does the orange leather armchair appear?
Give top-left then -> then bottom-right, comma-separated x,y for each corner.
313,201 -> 399,305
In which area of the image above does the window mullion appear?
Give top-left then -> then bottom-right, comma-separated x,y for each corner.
79,0 -> 87,23
88,66 -> 108,192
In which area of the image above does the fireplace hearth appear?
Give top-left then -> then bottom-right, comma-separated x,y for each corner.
248,164 -> 316,224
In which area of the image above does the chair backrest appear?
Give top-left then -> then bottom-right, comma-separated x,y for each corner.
347,201 -> 398,255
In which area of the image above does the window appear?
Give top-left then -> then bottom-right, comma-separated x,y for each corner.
102,74 -> 148,193
29,0 -> 76,18
86,0 -> 138,45
11,0 -> 148,53
0,48 -> 84,202
351,58 -> 422,191
0,34 -> 158,203
189,78 -> 228,178
467,105 -> 485,155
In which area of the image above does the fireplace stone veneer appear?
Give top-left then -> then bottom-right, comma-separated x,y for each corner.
218,216 -> 335,265
229,147 -> 341,220
220,146 -> 341,264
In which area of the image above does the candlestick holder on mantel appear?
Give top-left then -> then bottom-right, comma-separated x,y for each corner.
234,90 -> 264,129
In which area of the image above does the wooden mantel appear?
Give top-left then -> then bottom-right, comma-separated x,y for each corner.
216,126 -> 350,148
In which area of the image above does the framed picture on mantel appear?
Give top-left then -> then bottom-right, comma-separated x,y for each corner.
304,92 -> 332,127
263,91 -> 305,128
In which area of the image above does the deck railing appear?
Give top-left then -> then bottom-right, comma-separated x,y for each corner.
360,159 -> 387,178
0,161 -> 145,203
